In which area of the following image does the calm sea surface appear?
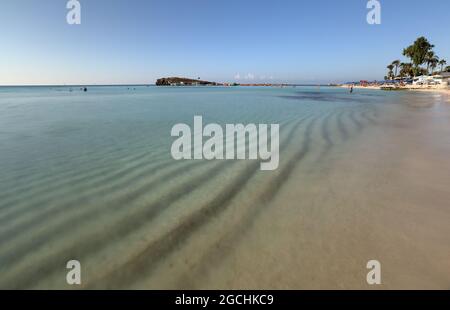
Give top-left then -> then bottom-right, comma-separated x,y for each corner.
0,86 -> 449,289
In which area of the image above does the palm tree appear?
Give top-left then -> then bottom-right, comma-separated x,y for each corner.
425,51 -> 438,75
399,63 -> 406,78
392,60 -> 401,77
430,59 -> 439,74
438,59 -> 447,73
403,37 -> 435,76
400,62 -> 413,78
387,64 -> 394,80
429,56 -> 440,75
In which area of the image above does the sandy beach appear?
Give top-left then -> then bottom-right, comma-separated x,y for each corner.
199,93 -> 450,289
410,88 -> 450,97
341,84 -> 450,99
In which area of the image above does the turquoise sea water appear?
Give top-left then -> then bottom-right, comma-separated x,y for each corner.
1,86 -> 449,289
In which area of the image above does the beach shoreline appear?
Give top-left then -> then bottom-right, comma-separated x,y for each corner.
340,84 -> 450,96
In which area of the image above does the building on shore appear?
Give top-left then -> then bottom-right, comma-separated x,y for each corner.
413,74 -> 449,87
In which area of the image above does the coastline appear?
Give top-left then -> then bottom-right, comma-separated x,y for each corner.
408,87 -> 450,96
340,84 -> 450,97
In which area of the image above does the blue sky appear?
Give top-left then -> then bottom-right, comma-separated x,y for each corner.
1,0 -> 449,85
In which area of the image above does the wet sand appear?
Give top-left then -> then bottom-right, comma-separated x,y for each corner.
143,93 -> 450,290
191,94 -> 450,289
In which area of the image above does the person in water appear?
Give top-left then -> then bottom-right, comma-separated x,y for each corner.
350,84 -> 354,93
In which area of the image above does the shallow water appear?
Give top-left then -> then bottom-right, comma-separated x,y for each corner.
0,86 -> 449,289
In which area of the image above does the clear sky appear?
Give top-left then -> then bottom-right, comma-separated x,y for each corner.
1,0 -> 449,85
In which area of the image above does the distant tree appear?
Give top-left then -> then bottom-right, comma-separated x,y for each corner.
387,64 -> 395,80
398,64 -> 406,78
392,60 -> 401,77
400,62 -> 414,78
446,66 -> 450,72
430,58 -> 439,75
403,37 -> 435,76
438,59 -> 447,72
425,51 -> 439,75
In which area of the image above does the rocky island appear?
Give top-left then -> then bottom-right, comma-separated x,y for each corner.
156,77 -> 219,86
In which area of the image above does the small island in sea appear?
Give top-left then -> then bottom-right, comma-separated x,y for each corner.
155,77 -> 317,88
156,77 -> 219,86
